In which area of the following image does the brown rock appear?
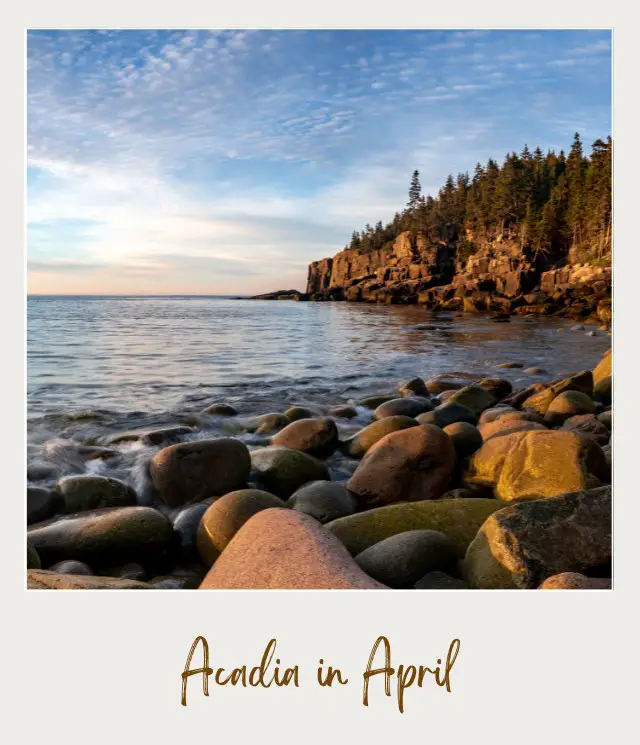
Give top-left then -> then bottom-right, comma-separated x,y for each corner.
28,569 -> 151,589
328,405 -> 358,419
464,486 -> 611,588
253,413 -> 291,435
151,438 -> 251,506
522,371 -> 594,416
196,489 -> 286,566
374,397 -> 433,419
398,377 -> 429,397
592,348 -> 612,386
561,414 -> 610,445
544,390 -> 596,426
478,377 -> 513,400
539,572 -> 611,589
465,430 -> 607,502
340,415 -> 419,458
445,385 -> 497,416
502,383 -> 549,409
250,446 -> 330,498
443,422 -> 483,457
347,424 -> 456,507
479,418 -> 547,441
271,417 -> 339,458
199,509 -> 387,589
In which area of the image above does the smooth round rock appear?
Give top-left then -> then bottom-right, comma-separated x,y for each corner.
250,446 -> 330,498
201,403 -> 238,416
271,417 -> 338,458
358,395 -> 395,410
56,475 -> 136,513
544,391 -> 596,426
425,375 -> 468,394
27,506 -> 174,566
479,418 -> 547,442
524,367 -> 545,375
398,377 -> 429,397
287,481 -> 358,524
49,560 -> 93,576
374,397 -> 433,420
27,487 -> 59,524
443,422 -> 483,457
340,415 -> 419,458
496,361 -> 523,369
446,385 -> 497,416
355,530 -> 458,588
414,571 -> 468,589
253,413 -> 290,435
598,410 -> 612,430
151,438 -> 251,506
284,406 -> 313,421
561,414 -> 610,445
197,489 -> 285,566
173,503 -> 210,555
539,572 -> 611,589
140,426 -> 194,446
417,402 -> 478,428
347,424 -> 456,508
478,406 -> 518,424
328,405 -> 358,419
199,509 -> 387,589
478,377 -> 513,401
594,375 -> 611,406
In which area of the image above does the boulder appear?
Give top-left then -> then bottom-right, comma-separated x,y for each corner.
561,414 -> 610,446
598,410 -> 612,430
328,405 -> 358,419
357,396 -> 396,410
464,486 -> 611,589
465,430 -> 607,502
140,426 -> 194,446
424,375 -> 467,394
594,376 -> 612,406
27,540 -> 41,569
355,530 -> 458,588
327,498 -> 503,556
538,572 -> 611,589
151,438 -> 251,506
271,417 -> 339,458
443,422 -> 483,457
592,349 -> 612,385
544,390 -> 596,426
199,509 -> 387,589
496,362 -> 523,369
347,424 -> 456,507
253,413 -> 291,435
374,397 -> 433,419
27,506 -> 174,567
196,489 -> 285,566
287,481 -> 358,524
49,560 -> 93,575
479,418 -> 547,441
55,475 -> 136,513
502,383 -> 549,409
398,377 -> 429,397
478,378 -> 513,401
445,385 -> 497,416
522,371 -> 593,416
201,403 -> 238,416
340,415 -> 419,458
27,487 -> 59,524
28,569 -> 151,590
172,503 -> 210,556
478,406 -> 518,424
250,446 -> 330,498
284,406 -> 314,421
414,571 -> 468,589
416,403 -> 477,428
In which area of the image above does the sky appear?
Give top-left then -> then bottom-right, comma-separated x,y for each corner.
27,29 -> 612,295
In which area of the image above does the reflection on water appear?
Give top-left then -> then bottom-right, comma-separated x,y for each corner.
28,295 -> 610,419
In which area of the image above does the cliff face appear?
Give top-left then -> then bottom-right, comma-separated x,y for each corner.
306,230 -> 611,324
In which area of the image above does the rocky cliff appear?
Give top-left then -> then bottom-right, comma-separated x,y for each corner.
306,231 -> 611,325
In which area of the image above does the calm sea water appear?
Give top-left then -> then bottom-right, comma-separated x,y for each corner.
27,295 -> 610,487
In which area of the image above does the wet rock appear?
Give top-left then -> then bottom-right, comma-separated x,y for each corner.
199,509 -> 387,589
445,385 -> 497,416
56,475 -> 136,513
27,506 -> 174,566
593,348 -> 612,385
523,367 -> 544,375
28,569 -> 151,589
347,424 -> 456,508
417,402 -> 478,428
173,503 -> 210,556
327,498 -> 503,556
76,446 -> 120,460
479,418 -> 547,442
478,406 -> 518,424
424,375 -> 467,394
49,560 -> 93,575
340,415 -> 419,458
328,405 -> 358,419
464,486 -> 611,589
443,422 -> 483,457
140,426 -> 194,446
544,390 -> 596,426
272,417 -> 339,458
374,397 -> 433,419
522,371 -> 593,416
465,430 -> 607,502
496,362 -> 524,369
355,530 -> 458,588
594,376 -> 612,406
252,413 -> 290,435
478,378 -> 513,401
284,406 -> 314,421
538,572 -> 611,589
358,395 -> 396,409
197,489 -> 285,566
27,540 -> 41,569
598,410 -> 612,430
250,446 -> 330,498
201,403 -> 238,416
27,462 -> 61,482
287,481 -> 358,524
502,383 -> 549,409
414,571 -> 468,589
398,377 -> 429,397
151,438 -> 251,507
561,414 -> 610,445
27,487 -> 59,524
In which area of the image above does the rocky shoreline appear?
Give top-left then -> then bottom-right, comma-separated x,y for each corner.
26,346 -> 612,590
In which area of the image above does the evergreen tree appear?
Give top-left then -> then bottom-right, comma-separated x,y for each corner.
408,170 -> 422,209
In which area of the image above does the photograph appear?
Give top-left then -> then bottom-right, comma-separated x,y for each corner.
26,28 -> 612,591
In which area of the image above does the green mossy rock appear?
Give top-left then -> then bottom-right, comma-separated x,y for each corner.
417,402 -> 478,428
445,385 -> 497,416
284,406 -> 314,421
250,446 -> 330,498
56,475 -> 136,513
326,498 -> 503,557
287,481 -> 358,524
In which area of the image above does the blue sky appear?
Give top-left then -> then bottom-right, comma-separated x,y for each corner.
27,29 -> 612,294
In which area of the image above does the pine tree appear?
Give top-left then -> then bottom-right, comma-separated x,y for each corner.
408,170 -> 422,209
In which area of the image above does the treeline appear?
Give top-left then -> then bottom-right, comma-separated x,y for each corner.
345,133 -> 612,266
